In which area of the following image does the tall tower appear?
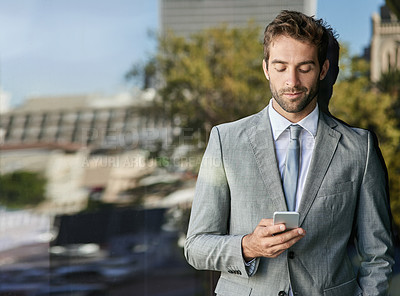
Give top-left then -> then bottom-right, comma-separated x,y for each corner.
370,5 -> 400,82
160,0 -> 317,37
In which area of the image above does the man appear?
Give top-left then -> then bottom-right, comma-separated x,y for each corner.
184,10 -> 394,296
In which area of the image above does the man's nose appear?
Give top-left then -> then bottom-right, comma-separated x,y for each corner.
285,69 -> 300,87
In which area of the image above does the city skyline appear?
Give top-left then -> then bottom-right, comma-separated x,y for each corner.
0,0 -> 385,108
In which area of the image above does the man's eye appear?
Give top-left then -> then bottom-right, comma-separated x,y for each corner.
299,67 -> 311,73
275,67 -> 286,72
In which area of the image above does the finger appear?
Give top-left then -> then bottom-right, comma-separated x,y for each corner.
258,223 -> 286,237
275,233 -> 305,254
262,241 -> 291,258
258,218 -> 273,227
284,230 -> 305,246
260,229 -> 306,258
267,249 -> 286,258
270,228 -> 306,247
291,228 -> 306,237
282,228 -> 306,241
270,224 -> 287,235
266,234 -> 305,257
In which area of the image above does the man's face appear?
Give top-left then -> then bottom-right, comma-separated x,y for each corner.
263,35 -> 329,121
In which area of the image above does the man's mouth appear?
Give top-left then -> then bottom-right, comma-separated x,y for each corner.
280,87 -> 307,98
283,92 -> 303,98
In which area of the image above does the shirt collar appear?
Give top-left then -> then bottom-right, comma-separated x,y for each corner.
268,98 -> 319,141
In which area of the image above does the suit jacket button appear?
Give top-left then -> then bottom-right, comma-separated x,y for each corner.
237,270 -> 242,275
278,291 -> 286,296
288,251 -> 295,259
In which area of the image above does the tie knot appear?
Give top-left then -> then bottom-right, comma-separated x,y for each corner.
289,125 -> 302,140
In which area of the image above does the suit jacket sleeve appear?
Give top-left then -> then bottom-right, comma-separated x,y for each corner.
356,131 -> 394,295
184,126 -> 252,278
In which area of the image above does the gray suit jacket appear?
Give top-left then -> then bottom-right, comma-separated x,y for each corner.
184,105 -> 394,296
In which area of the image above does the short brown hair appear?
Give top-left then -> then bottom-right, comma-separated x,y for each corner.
263,10 -> 332,69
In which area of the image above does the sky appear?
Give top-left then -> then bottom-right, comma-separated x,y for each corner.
0,0 -> 385,108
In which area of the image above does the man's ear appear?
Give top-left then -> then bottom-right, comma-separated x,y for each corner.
262,59 -> 269,80
320,59 -> 330,80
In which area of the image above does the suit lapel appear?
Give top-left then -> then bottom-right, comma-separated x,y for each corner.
298,113 -> 341,226
246,106 -> 288,211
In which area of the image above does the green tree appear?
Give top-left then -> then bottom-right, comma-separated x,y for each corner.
128,23 -> 271,146
0,171 -> 47,208
329,50 -> 400,226
377,68 -> 400,97
377,68 -> 400,121
386,0 -> 400,19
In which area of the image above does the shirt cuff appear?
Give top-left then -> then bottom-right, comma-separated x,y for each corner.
244,258 -> 256,276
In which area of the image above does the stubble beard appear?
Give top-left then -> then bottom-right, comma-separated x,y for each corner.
270,81 -> 319,114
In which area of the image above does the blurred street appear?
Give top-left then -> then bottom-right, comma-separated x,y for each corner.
0,237 -> 399,295
0,239 -> 207,296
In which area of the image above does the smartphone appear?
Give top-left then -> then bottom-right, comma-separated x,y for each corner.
273,211 -> 299,229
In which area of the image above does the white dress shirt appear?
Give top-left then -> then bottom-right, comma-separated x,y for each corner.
268,98 -> 319,211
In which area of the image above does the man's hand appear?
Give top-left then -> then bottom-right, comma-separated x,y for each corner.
242,218 -> 305,261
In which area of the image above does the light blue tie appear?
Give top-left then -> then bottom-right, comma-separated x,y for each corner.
283,125 -> 302,212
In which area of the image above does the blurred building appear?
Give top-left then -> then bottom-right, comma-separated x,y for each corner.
0,89 -> 171,149
0,89 -> 175,213
371,5 -> 400,82
160,0 -> 317,37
